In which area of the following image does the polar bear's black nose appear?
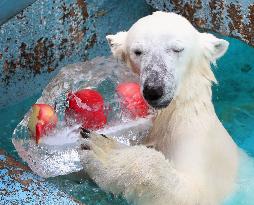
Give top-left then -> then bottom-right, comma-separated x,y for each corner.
143,83 -> 163,102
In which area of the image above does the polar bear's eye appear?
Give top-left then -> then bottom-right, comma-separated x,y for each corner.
172,48 -> 184,53
134,49 -> 142,56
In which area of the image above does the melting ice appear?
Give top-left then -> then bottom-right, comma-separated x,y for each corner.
12,56 -> 154,178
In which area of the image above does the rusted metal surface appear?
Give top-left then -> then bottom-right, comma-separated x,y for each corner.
0,149 -> 82,204
0,0 -> 153,108
146,0 -> 254,47
0,0 -> 89,86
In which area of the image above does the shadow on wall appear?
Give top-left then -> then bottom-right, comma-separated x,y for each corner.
0,0 -> 154,109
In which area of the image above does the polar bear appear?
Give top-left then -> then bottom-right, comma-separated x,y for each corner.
79,11 -> 239,205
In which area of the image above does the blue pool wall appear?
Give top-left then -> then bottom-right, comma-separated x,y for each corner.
0,0 -> 37,25
0,0 -> 153,109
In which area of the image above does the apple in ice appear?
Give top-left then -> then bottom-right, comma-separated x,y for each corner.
116,82 -> 149,118
66,89 -> 107,130
28,104 -> 58,144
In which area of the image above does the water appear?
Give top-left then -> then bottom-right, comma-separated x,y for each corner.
212,34 -> 254,205
213,35 -> 254,157
0,34 -> 254,204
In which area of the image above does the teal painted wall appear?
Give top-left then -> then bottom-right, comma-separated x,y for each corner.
0,0 -> 153,109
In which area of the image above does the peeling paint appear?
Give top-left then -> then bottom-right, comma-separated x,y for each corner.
77,0 -> 89,20
146,0 -> 254,46
0,149 -> 82,204
0,0 -> 90,88
209,0 -> 224,31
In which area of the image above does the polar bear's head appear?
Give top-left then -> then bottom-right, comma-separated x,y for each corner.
107,12 -> 229,109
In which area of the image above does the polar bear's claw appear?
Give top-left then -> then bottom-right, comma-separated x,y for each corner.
80,127 -> 109,140
80,143 -> 90,150
79,127 -> 120,157
80,127 -> 91,139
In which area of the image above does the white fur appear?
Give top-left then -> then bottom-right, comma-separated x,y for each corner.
80,12 -> 239,205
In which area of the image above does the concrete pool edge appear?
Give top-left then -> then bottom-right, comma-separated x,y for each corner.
0,149 -> 84,205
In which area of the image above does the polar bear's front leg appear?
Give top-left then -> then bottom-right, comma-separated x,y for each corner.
79,129 -> 201,205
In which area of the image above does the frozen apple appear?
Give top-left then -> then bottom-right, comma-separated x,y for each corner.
66,89 -> 107,130
28,104 -> 58,144
116,82 -> 149,118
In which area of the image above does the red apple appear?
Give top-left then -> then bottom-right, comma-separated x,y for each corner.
116,82 -> 149,118
28,104 -> 58,144
65,89 -> 107,130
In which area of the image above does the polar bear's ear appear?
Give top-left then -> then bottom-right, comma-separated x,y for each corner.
200,33 -> 229,64
106,32 -> 127,61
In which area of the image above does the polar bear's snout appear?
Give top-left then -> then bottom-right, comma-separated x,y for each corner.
143,70 -> 164,105
141,57 -> 176,109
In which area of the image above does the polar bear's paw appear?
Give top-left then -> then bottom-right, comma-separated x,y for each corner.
78,127 -> 133,195
78,128 -> 198,205
79,127 -> 126,154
